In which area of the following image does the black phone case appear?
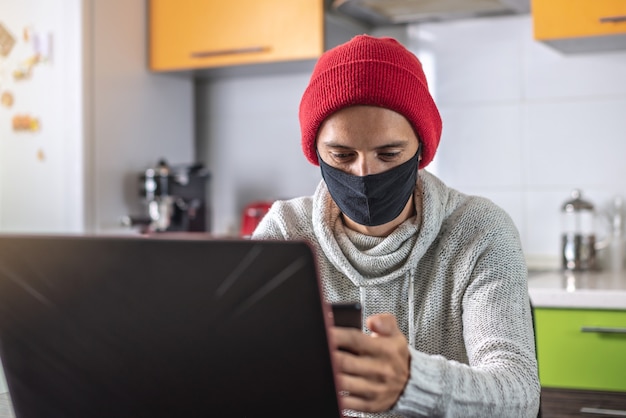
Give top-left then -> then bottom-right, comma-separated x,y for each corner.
331,302 -> 362,329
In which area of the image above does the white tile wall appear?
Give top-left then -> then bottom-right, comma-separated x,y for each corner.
525,33 -> 626,99
435,104 -> 524,188
408,15 -> 626,265
408,17 -> 525,104
198,15 -> 626,265
525,99 -> 626,188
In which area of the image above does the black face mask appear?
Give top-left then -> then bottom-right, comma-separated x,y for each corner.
318,146 -> 420,227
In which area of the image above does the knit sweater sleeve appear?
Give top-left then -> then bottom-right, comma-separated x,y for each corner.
251,198 -> 311,241
393,200 -> 540,417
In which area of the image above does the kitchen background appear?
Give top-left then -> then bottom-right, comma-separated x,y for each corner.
200,14 -> 626,268
2,0 -> 626,395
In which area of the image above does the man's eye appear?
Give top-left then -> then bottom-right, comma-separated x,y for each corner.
378,152 -> 400,160
331,152 -> 353,160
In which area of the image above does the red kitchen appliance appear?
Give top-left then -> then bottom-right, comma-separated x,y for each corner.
240,201 -> 273,237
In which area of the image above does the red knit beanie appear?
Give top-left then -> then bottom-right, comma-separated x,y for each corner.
299,34 -> 442,169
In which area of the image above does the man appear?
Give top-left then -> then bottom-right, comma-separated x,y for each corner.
253,34 -> 540,417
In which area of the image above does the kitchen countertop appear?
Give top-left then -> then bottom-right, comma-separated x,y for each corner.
0,393 -> 13,418
528,269 -> 626,310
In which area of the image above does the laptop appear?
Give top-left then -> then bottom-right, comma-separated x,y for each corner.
0,234 -> 341,417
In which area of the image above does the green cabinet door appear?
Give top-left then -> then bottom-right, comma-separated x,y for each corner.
535,308 -> 626,391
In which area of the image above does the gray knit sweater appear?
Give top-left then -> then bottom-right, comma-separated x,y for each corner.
252,170 -> 540,417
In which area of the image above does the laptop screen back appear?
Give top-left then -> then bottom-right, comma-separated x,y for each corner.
0,235 -> 340,417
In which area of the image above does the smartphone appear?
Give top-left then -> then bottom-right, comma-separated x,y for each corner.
331,302 -> 362,329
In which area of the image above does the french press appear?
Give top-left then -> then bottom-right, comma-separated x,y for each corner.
561,189 -> 597,271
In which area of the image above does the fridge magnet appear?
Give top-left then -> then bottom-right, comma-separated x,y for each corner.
1,91 -> 14,108
32,31 -> 53,64
0,22 -> 16,57
12,114 -> 40,132
12,30 -> 53,81
36,148 -> 45,162
13,59 -> 35,80
23,26 -> 31,42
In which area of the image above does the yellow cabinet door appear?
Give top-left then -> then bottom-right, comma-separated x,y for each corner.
149,0 -> 324,71
532,0 -> 626,40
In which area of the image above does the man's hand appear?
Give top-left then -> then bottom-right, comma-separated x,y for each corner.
330,313 -> 410,413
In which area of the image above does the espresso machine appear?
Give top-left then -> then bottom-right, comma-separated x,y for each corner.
123,159 -> 210,233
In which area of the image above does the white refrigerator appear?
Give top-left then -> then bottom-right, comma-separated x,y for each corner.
0,0 -> 195,234
1,0 -> 84,233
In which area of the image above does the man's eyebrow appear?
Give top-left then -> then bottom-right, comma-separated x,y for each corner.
374,141 -> 410,149
321,141 -> 352,149
321,140 -> 410,149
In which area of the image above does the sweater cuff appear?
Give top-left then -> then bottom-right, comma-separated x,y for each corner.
392,346 -> 447,416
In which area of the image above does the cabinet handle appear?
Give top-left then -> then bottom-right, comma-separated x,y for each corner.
580,407 -> 626,416
190,46 -> 271,59
580,326 -> 626,334
599,15 -> 626,24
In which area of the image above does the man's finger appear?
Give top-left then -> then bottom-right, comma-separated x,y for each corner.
367,313 -> 401,336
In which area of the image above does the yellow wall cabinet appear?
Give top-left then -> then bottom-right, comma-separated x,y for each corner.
149,0 -> 327,71
532,0 -> 626,53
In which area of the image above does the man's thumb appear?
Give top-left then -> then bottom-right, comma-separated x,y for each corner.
366,313 -> 398,336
